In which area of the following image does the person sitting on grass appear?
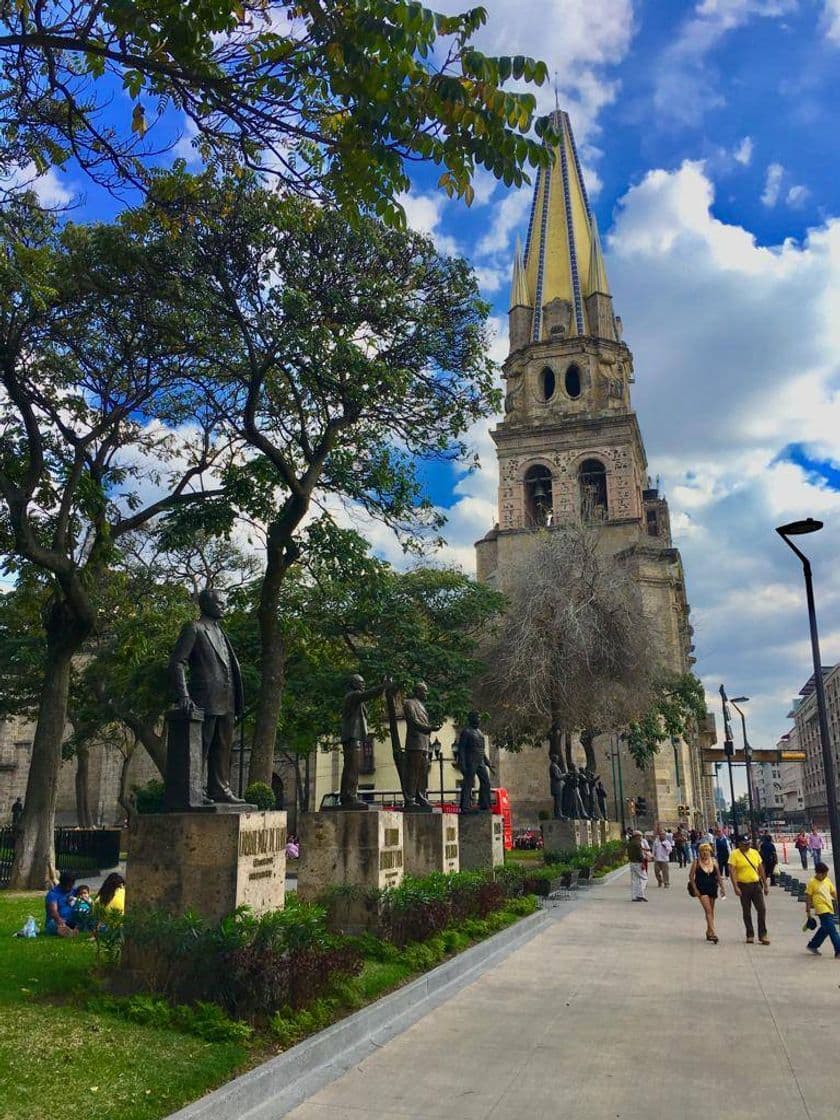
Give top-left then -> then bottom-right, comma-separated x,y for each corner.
70,885 -> 95,932
45,871 -> 78,937
96,872 -> 126,916
804,862 -> 840,958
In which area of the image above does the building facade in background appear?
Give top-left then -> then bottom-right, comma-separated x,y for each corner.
789,668 -> 838,828
474,108 -> 713,829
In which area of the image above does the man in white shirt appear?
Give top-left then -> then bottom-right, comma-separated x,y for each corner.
652,827 -> 674,888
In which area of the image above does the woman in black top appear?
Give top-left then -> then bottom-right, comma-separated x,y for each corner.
689,841 -> 726,943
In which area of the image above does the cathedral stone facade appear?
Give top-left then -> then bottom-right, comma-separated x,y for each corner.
476,109 -> 714,829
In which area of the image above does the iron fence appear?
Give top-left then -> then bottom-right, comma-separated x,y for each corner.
0,827 -> 121,887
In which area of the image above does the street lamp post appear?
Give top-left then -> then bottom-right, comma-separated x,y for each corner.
776,518 -> 840,892
610,734 -> 626,834
730,697 -> 757,842
719,685 -> 739,842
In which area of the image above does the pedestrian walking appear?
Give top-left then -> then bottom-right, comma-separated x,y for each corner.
794,830 -> 809,870
804,861 -> 840,957
729,834 -> 770,945
674,828 -> 690,868
689,827 -> 699,861
652,827 -> 673,887
628,830 -> 649,902
759,831 -> 778,886
808,826 -> 825,868
688,841 -> 726,943
714,826 -> 731,879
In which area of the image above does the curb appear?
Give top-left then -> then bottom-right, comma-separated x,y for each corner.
167,907 -> 552,1120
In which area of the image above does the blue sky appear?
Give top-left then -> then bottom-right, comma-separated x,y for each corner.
12,0 -> 840,776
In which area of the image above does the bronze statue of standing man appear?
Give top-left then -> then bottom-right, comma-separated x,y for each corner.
169,588 -> 244,805
339,674 -> 389,809
402,682 -> 441,811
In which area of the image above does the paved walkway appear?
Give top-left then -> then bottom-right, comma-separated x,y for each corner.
285,861 -> 840,1120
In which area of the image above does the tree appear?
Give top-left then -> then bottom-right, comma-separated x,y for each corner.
479,529 -> 707,778
145,178 -> 501,785
0,195 -> 227,887
477,528 -> 683,772
0,0 -> 553,216
221,523 -> 504,806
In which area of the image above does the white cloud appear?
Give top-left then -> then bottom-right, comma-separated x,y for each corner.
396,190 -> 459,256
822,0 -> 840,43
786,183 -> 810,208
761,162 -> 783,207
476,189 -> 530,258
2,162 -> 73,207
653,2 -> 796,127
602,159 -> 840,751
734,136 -> 753,165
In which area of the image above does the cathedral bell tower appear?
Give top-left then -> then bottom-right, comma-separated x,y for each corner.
476,109 -> 710,829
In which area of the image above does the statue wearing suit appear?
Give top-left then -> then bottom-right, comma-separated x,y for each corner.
402,682 -> 441,811
339,674 -> 388,809
169,588 -> 244,805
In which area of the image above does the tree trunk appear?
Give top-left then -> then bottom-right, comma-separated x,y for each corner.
75,745 -> 93,828
249,540 -> 290,786
9,633 -> 77,888
116,737 -> 139,826
548,715 -> 565,772
564,732 -> 575,772
580,729 -> 597,772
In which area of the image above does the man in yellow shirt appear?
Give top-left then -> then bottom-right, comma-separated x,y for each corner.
805,862 -> 840,957
729,834 -> 769,945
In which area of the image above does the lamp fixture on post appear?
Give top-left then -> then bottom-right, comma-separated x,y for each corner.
776,517 -> 840,892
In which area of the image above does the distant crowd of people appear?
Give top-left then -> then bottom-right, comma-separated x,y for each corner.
626,821 -> 837,956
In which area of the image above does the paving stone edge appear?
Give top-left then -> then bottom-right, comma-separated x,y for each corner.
167,906 -> 553,1120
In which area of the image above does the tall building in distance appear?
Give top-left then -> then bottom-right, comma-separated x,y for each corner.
788,668 -> 839,828
475,109 -> 712,828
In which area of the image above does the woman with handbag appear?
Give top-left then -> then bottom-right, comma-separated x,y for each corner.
688,841 -> 726,943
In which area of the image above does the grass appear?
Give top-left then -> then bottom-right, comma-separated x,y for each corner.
0,893 -> 249,1120
0,889 -> 537,1120
505,848 -> 543,863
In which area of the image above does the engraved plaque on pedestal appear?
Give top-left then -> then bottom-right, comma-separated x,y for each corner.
404,813 -> 459,877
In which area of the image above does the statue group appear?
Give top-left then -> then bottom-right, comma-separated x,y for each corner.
550,756 -> 608,821
338,676 -> 493,813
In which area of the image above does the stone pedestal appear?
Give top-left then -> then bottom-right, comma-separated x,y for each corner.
404,813 -> 459,877
297,810 -> 404,933
127,810 -> 286,923
163,708 -> 205,811
541,819 -> 596,853
458,813 -> 504,872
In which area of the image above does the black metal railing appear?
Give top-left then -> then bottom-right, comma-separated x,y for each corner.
0,827 -> 121,887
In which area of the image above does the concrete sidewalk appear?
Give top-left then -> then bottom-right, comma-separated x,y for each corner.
284,862 -> 840,1120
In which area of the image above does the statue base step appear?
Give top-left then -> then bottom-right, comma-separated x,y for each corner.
458,812 -> 504,872
403,813 -> 459,877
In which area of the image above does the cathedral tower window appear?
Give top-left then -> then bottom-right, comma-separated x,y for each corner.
579,458 -> 607,521
524,464 -> 553,527
540,366 -> 556,401
564,364 -> 582,398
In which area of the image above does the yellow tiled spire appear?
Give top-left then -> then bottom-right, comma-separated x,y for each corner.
587,214 -> 610,296
521,109 -> 613,341
509,236 -> 530,309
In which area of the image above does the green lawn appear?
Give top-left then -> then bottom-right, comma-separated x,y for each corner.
0,894 -> 249,1120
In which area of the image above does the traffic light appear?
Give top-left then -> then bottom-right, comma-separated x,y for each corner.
636,796 -> 648,817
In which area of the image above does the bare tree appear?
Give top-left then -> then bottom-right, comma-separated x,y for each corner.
477,527 -> 658,769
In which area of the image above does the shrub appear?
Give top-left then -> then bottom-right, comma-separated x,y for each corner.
244,782 -> 276,811
117,898 -> 363,1022
133,779 -> 165,815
